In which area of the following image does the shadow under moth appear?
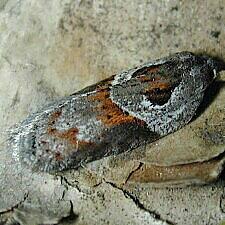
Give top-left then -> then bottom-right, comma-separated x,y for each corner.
9,52 -> 224,173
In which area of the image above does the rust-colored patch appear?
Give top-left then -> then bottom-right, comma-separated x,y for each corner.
48,110 -> 62,126
47,126 -> 93,148
47,111 -> 93,149
51,128 -> 79,144
138,75 -> 162,83
145,80 -> 171,91
89,90 -> 145,127
138,75 -> 152,82
134,64 -> 178,105
147,65 -> 160,73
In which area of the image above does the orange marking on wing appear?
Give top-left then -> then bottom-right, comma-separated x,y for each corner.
89,90 -> 145,127
137,65 -> 160,82
47,126 -> 93,147
47,111 -> 93,154
48,110 -> 62,126
145,80 -> 171,92
147,65 -> 160,73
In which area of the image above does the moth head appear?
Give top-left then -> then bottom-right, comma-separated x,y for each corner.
181,52 -> 224,91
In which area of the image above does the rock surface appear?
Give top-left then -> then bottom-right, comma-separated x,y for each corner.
0,0 -> 225,225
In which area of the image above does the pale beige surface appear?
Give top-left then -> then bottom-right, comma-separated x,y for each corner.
0,0 -> 225,225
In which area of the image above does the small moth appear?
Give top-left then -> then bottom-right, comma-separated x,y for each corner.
10,52 -> 223,172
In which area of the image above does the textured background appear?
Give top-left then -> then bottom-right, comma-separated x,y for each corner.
0,0 -> 225,224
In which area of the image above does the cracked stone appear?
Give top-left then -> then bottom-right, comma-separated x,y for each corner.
64,182 -> 170,225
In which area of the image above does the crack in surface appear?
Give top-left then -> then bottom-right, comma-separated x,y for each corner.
58,172 -> 175,225
105,181 -> 174,225
124,162 -> 143,184
59,175 -> 83,193
0,192 -> 29,214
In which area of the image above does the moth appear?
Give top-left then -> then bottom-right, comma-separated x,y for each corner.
10,52 -> 223,172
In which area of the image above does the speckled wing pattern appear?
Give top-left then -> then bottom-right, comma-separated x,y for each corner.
9,52 -> 221,172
